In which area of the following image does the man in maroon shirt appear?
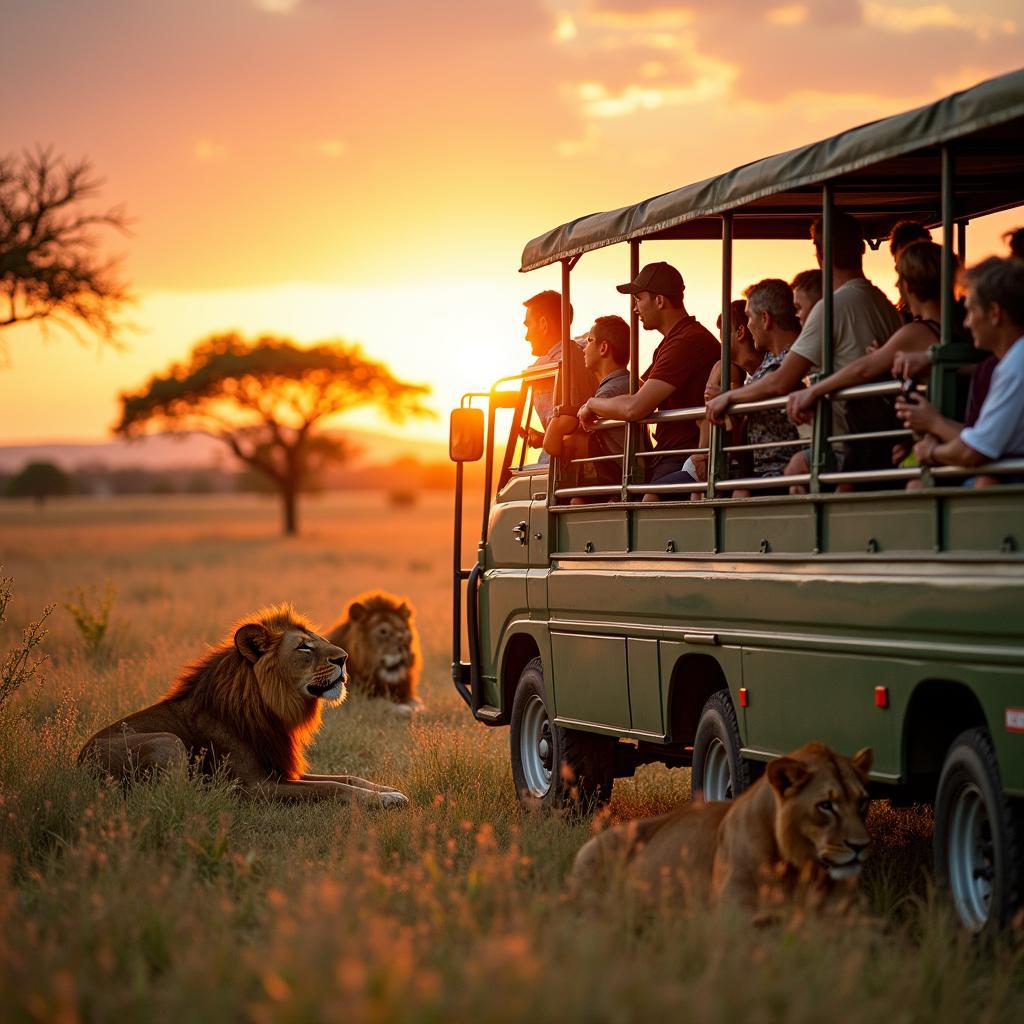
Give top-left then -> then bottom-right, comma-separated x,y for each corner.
578,261 -> 720,499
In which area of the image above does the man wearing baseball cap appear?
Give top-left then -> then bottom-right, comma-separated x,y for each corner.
578,261 -> 720,495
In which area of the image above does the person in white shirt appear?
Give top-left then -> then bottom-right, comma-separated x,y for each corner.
897,256 -> 1024,485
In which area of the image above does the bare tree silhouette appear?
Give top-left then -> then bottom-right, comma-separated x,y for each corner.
0,149 -> 132,359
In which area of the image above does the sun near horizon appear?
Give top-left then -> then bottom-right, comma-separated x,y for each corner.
1,1 -> 1020,450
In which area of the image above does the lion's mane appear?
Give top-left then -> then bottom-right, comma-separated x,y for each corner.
164,603 -> 324,779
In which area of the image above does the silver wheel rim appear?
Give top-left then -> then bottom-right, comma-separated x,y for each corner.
520,694 -> 553,798
703,738 -> 733,801
947,782 -> 994,932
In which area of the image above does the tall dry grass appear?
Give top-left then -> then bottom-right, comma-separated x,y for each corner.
0,493 -> 1021,1023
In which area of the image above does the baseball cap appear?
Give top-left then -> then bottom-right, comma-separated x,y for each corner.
616,261 -> 684,297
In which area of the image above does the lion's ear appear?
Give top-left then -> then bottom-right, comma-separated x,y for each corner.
235,623 -> 272,664
767,757 -> 811,797
850,747 -> 874,779
348,601 -> 367,622
397,602 -> 411,620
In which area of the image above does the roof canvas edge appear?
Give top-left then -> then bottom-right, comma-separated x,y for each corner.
520,67 -> 1024,273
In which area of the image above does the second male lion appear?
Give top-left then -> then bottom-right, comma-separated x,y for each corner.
569,742 -> 872,915
326,591 -> 422,714
78,604 -> 408,807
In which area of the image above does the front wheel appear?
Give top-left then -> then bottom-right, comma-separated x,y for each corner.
934,728 -> 1023,933
510,658 -> 613,812
691,689 -> 752,802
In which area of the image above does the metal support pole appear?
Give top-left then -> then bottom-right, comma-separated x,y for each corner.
622,240 -> 641,501
957,220 -> 967,264
940,146 -> 955,348
561,259 -> 572,407
708,214 -> 732,500
451,459 -> 466,685
929,145 -> 972,419
810,183 -> 835,494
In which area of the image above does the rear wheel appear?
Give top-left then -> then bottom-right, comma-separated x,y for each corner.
510,657 -> 613,812
691,689 -> 752,802
934,728 -> 1023,933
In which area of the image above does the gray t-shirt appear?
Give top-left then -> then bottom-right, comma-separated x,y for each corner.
789,278 -> 902,434
592,368 -> 630,457
961,336 -> 1024,460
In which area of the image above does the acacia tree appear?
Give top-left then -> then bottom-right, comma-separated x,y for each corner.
116,333 -> 431,535
0,149 -> 132,357
6,461 -> 72,506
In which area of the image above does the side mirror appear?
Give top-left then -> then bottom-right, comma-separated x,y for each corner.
449,407 -> 484,463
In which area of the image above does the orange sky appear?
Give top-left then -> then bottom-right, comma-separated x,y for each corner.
1,0 -> 1020,446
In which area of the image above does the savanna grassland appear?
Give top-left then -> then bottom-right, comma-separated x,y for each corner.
0,492 -> 1021,1024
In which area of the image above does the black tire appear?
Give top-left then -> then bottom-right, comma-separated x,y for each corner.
509,657 -> 613,812
691,689 -> 752,802
934,727 -> 1023,933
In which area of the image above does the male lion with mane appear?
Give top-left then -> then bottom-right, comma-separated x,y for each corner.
569,742 -> 872,915
326,591 -> 422,715
78,604 -> 408,807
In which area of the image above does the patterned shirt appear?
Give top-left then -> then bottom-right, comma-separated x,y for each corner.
744,349 -> 801,477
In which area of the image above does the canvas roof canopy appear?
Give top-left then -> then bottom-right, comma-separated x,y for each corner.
520,68 -> 1024,273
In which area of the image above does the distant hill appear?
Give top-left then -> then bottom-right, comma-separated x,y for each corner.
0,429 -> 449,474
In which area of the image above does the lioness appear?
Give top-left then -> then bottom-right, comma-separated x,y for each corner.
569,742 -> 872,913
78,604 -> 408,807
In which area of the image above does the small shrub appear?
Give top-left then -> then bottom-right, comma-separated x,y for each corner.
64,581 -> 117,657
388,488 -> 417,508
0,572 -> 53,710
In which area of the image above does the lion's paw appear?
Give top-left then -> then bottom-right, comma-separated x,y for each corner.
379,790 -> 409,809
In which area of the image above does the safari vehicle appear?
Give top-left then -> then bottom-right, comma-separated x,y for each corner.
449,69 -> 1024,933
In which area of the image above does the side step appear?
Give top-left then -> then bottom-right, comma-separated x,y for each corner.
475,705 -> 504,724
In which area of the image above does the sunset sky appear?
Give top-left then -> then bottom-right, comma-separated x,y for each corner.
1,0 -> 1020,447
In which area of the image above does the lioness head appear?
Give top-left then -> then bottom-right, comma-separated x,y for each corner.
766,742 -> 873,881
235,609 -> 348,704
345,594 -> 418,691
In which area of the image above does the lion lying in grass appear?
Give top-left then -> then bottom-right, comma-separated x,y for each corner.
569,742 -> 872,914
78,604 -> 408,808
327,591 -> 422,715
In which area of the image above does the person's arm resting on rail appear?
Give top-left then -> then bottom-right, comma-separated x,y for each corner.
542,412 -> 583,457
788,326 -> 926,425
914,434 -> 987,467
706,351 -> 812,426
579,378 -> 674,429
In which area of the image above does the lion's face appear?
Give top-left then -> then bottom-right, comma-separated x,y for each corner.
235,623 -> 348,703
362,611 -> 414,687
767,744 -> 873,881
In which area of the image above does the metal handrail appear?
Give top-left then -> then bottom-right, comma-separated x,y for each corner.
827,429 -> 912,444
932,458 -> 1024,478
636,447 -> 706,459
715,473 -> 810,491
723,437 -> 805,453
508,363 -> 1021,502
553,485 -> 626,498
627,481 -> 708,494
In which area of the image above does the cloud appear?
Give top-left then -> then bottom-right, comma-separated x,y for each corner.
553,10 -> 579,39
194,139 -> 229,162
316,139 -> 347,158
572,60 -> 735,118
861,2 -> 1016,40
253,0 -> 302,12
766,4 -> 808,26
559,0 -> 1020,110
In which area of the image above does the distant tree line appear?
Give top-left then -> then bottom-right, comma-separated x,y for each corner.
1,455 -> 476,504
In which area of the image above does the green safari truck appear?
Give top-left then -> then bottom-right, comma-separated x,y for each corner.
449,69 -> 1024,933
